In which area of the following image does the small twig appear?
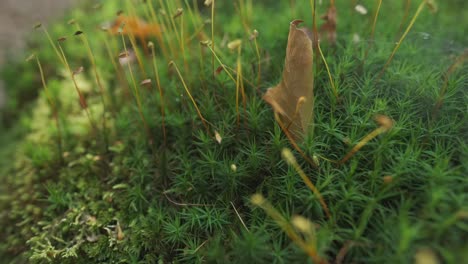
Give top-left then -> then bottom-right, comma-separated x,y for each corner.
163,192 -> 211,207
169,60 -> 211,133
230,202 -> 249,232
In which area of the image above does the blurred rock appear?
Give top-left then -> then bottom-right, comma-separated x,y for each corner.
0,0 -> 75,109
0,82 -> 4,109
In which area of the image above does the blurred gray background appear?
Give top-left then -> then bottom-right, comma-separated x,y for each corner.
0,0 -> 75,109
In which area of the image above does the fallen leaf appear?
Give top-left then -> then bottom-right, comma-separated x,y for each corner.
109,15 -> 162,51
320,4 -> 337,44
263,20 -> 314,140
111,16 -> 161,38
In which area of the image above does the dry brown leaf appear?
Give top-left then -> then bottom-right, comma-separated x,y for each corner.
320,4 -> 337,44
109,15 -> 161,39
263,20 -> 314,140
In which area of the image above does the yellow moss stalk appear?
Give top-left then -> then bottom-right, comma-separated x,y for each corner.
338,115 -> 394,165
169,61 -> 210,133
282,148 -> 331,219
251,194 -> 328,264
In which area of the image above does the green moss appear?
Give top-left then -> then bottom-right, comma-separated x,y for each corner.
1,0 -> 467,263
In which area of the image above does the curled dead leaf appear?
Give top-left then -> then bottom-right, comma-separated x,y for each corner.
109,15 -> 162,40
263,20 -> 314,140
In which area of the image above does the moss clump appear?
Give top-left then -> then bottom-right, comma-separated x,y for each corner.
1,0 -> 467,263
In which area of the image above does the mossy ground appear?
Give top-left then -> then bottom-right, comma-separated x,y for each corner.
0,0 -> 467,263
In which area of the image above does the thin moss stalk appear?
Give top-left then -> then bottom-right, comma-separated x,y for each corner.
375,0 -> 435,82
431,49 -> 468,120
149,42 -> 167,146
251,194 -> 327,264
395,0 -> 412,41
57,39 -> 98,133
363,0 -> 382,62
34,23 -> 65,65
119,32 -> 152,144
102,30 -> 131,103
29,54 -> 63,163
338,115 -> 393,165
169,60 -> 211,133
282,148 -> 331,219
317,41 -> 338,100
73,24 -> 110,149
